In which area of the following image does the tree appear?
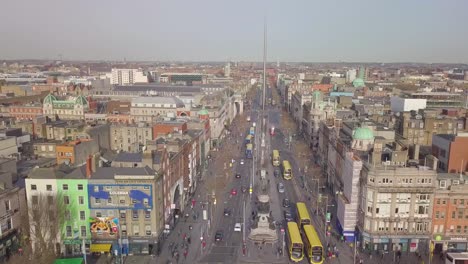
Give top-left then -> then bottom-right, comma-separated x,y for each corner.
8,192 -> 66,264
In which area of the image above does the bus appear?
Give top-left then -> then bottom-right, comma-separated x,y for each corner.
282,160 -> 293,180
446,252 -> 468,264
287,222 -> 304,262
272,149 -> 280,167
245,134 -> 252,144
296,202 -> 312,227
249,126 -> 255,136
246,144 -> 253,159
303,225 -> 324,264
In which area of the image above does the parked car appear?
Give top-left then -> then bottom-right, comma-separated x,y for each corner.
240,159 -> 245,165
235,173 -> 241,179
215,230 -> 223,241
282,198 -> 290,208
231,188 -> 238,195
234,223 -> 242,232
278,182 -> 285,193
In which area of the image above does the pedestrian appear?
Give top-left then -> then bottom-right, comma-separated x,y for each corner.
178,230 -> 181,237
359,258 -> 363,264
183,250 -> 187,259
183,233 -> 186,241
335,249 -> 339,258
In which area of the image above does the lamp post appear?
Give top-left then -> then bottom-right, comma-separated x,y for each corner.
311,178 -> 320,215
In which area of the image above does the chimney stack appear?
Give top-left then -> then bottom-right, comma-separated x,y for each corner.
86,155 -> 92,178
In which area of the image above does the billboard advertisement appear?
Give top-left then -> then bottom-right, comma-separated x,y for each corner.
89,216 -> 119,239
88,184 -> 153,210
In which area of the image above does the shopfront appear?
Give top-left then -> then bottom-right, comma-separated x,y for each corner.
89,241 -> 113,254
432,235 -> 468,253
0,230 -> 19,261
128,238 -> 151,255
63,239 -> 90,256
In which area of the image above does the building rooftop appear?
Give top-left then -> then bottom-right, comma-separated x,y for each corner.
114,152 -> 142,163
91,166 -> 155,179
131,96 -> 185,107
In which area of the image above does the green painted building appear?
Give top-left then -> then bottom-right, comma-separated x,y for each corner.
56,179 -> 90,256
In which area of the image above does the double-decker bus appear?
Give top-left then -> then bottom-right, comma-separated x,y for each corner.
303,225 -> 324,264
245,134 -> 252,145
272,149 -> 280,167
296,202 -> 312,227
282,160 -> 293,180
245,144 -> 253,159
287,222 -> 304,262
249,127 -> 255,136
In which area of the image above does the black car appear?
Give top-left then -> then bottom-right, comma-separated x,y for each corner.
235,173 -> 241,179
274,169 -> 280,178
282,198 -> 290,208
215,230 -> 223,241
224,208 -> 231,216
284,210 -> 294,222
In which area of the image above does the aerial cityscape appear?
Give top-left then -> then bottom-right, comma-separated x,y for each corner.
0,1 -> 468,264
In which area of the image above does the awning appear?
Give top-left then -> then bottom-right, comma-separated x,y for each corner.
90,243 -> 111,253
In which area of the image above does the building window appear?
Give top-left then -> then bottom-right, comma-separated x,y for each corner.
62,184 -> 68,191
108,197 -> 112,204
441,212 -> 445,219
64,196 -> 70,205
79,196 -> 84,205
442,199 -> 446,205
436,199 -> 440,205
457,226 -> 462,233
145,210 -> 150,219
121,225 -> 127,236
461,199 -> 465,205
435,211 -> 440,219
4,200 -> 10,211
95,198 -> 101,204
454,199 -> 458,205
452,211 -> 456,219
458,209 -> 464,219
31,184 -> 37,191
80,211 -> 86,220
120,211 -> 126,219
65,210 -> 71,221
120,197 -> 125,204
132,199 -> 137,204
133,210 -> 138,219
78,184 -> 83,190
133,225 -> 139,236
81,226 -> 86,237
66,226 -> 72,237
439,181 -> 446,188
145,225 -> 151,236
143,198 -> 149,205
46,185 -> 52,191
96,212 -> 102,217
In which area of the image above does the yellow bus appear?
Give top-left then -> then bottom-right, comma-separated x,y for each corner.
245,134 -> 252,144
282,160 -> 292,180
303,225 -> 324,264
296,202 -> 312,227
272,149 -> 280,167
287,222 -> 304,262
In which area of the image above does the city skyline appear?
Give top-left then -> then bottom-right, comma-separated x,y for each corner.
1,0 -> 467,63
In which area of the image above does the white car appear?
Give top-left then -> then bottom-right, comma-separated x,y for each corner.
240,159 -> 244,165
234,223 -> 242,232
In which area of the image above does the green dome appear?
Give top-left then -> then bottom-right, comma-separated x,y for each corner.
353,127 -> 374,140
198,108 -> 209,116
43,93 -> 57,104
352,78 -> 365,88
75,95 -> 88,106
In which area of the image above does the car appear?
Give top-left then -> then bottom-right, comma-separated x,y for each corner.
240,159 -> 245,165
284,210 -> 294,222
278,182 -> 285,193
235,173 -> 241,179
282,198 -> 290,208
231,188 -> 238,195
274,169 -> 280,178
234,223 -> 242,232
241,186 -> 247,193
215,230 -> 224,241
224,208 -> 231,216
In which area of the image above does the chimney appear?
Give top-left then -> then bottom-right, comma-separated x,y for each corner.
86,155 -> 92,178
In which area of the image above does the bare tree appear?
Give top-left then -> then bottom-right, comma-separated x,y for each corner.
8,192 -> 66,264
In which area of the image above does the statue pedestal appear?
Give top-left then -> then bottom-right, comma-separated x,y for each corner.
248,195 -> 278,244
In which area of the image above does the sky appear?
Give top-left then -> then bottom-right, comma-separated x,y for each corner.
0,0 -> 467,63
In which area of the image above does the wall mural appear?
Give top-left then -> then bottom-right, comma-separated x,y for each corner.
89,216 -> 119,239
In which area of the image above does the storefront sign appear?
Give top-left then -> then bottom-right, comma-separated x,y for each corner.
110,191 -> 128,195
450,237 -> 468,241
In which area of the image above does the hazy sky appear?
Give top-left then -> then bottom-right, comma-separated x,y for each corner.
1,0 -> 467,63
